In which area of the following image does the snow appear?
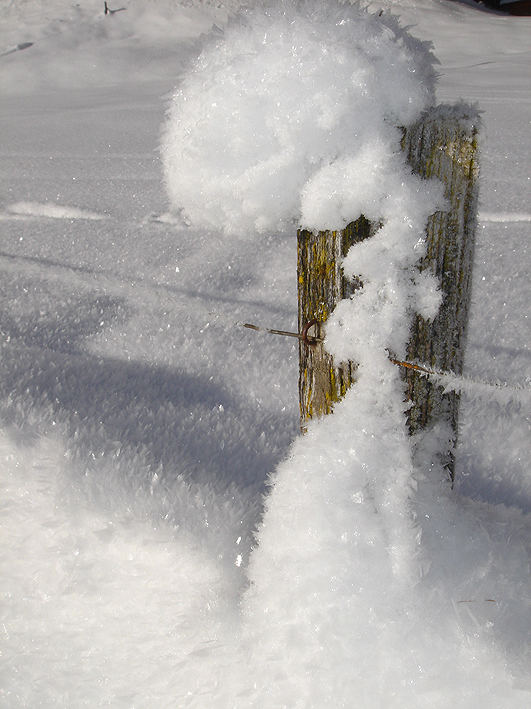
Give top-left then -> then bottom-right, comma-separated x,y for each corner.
0,1 -> 530,707
161,1 -> 436,234
1,201 -> 108,220
480,211 -> 531,222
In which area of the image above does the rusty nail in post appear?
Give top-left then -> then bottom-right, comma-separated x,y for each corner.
301,319 -> 320,347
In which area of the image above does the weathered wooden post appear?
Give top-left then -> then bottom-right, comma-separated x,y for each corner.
298,104 -> 479,477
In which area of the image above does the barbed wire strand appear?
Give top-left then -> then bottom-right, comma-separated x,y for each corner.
240,320 -> 530,404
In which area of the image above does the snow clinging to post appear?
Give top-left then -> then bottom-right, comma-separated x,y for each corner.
161,2 -> 483,703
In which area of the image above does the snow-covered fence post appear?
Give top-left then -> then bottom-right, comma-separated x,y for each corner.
298,105 -> 479,475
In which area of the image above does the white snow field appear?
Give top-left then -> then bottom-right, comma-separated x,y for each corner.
0,1 -> 529,707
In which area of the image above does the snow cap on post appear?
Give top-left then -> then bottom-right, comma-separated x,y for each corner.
161,0 -> 437,235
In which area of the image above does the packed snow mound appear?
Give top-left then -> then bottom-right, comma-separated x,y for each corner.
243,384 -> 531,708
161,0 -> 437,235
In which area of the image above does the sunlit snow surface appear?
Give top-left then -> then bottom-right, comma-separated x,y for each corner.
0,1 -> 530,707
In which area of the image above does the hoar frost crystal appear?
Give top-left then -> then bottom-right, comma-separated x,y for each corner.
161,0 -> 438,236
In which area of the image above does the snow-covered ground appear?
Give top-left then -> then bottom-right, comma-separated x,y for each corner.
0,1 -> 529,707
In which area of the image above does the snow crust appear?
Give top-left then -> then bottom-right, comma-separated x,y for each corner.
0,0 -> 236,93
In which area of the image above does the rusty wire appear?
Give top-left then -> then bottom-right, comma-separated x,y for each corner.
241,320 -> 530,400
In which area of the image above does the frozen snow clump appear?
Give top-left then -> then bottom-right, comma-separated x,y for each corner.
161,0 -> 437,235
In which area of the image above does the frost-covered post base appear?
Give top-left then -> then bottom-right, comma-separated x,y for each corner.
298,105 -> 479,474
